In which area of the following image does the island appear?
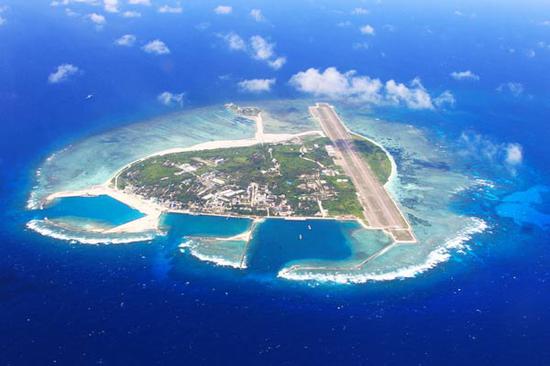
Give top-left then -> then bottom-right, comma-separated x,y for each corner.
107,103 -> 413,241
38,102 -> 416,274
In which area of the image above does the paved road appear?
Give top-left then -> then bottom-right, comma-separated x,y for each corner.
310,103 -> 415,242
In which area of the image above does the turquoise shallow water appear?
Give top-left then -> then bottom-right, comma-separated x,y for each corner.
41,195 -> 144,227
25,100 -> 493,282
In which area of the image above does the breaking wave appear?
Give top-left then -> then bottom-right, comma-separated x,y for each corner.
179,240 -> 245,269
27,219 -> 156,245
278,217 -> 488,284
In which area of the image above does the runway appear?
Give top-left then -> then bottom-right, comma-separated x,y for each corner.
310,103 -> 416,242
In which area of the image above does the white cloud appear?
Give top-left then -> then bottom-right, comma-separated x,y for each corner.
290,67 -> 446,110
104,0 -> 118,12
526,49 -> 536,58
65,8 -> 79,16
250,35 -> 274,60
115,34 -> 136,46
505,143 -> 523,166
290,67 -> 383,103
250,9 -> 264,22
0,16 -> 5,26
222,33 -> 286,70
158,91 -> 185,106
539,20 -> 550,26
223,32 -> 246,51
268,56 -> 286,70
158,5 -> 182,13
142,39 -> 170,54
214,5 -> 232,15
497,82 -> 524,97
337,21 -> 352,27
360,24 -> 375,35
51,0 -> 99,6
196,22 -> 210,31
450,70 -> 480,81
128,0 -> 150,5
434,90 -> 456,108
385,78 -> 433,109
88,12 -> 106,25
352,7 -> 369,15
238,78 -> 275,93
48,64 -> 80,84
459,132 -> 524,173
122,10 -> 141,17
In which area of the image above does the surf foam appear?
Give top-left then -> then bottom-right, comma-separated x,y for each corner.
278,217 -> 488,284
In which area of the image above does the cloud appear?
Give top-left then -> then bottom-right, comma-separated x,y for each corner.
289,67 -> 449,110
360,24 -> 375,35
434,90 -> 456,108
497,82 -> 524,97
51,0 -> 99,6
195,22 -> 210,31
214,5 -> 232,15
142,39 -> 170,54
250,9 -> 264,22
290,67 -> 383,102
48,64 -> 80,84
250,35 -> 274,60
221,33 -> 286,69
0,16 -> 5,26
65,8 -> 79,16
115,34 -> 136,46
268,57 -> 286,70
158,5 -> 182,13
450,70 -> 479,81
505,143 -> 523,166
88,13 -> 106,25
337,21 -> 352,27
104,0 -> 118,12
352,7 -> 369,15
128,0 -> 150,5
158,91 -> 185,106
459,132 -> 524,173
122,10 -> 141,17
223,32 -> 246,50
385,78 -> 433,109
238,78 -> 275,93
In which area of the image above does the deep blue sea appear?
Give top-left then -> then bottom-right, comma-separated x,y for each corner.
1,0 -> 549,364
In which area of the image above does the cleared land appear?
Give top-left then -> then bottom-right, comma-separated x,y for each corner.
114,135 -> 392,221
309,103 -> 415,242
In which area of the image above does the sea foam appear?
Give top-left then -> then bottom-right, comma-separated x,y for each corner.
179,240 -> 245,269
278,217 -> 488,284
27,219 -> 155,245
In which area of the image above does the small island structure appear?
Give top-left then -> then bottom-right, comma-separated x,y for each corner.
41,102 -> 415,272
109,103 -> 415,242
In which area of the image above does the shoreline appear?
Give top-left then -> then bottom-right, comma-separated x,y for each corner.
35,105 -> 401,242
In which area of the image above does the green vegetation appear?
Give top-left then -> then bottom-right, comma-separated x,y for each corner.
115,135 -> 392,221
352,134 -> 392,184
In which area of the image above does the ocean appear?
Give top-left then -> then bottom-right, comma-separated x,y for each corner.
1,0 -> 549,364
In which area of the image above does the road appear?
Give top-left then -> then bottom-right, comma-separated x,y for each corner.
310,103 -> 416,242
